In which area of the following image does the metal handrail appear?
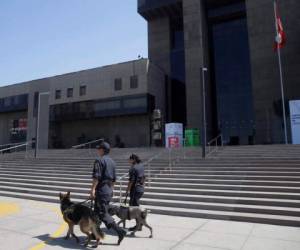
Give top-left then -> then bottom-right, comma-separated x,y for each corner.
71,138 -> 104,149
118,150 -> 164,203
0,142 -> 25,148
0,141 -> 32,154
207,134 -> 223,156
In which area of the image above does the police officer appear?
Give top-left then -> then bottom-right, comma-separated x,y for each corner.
125,154 -> 145,231
90,142 -> 126,245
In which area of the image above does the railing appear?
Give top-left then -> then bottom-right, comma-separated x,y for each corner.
118,150 -> 165,203
0,142 -> 25,147
206,134 -> 223,157
71,138 -> 104,149
0,142 -> 25,150
0,141 -> 34,159
71,138 -> 104,157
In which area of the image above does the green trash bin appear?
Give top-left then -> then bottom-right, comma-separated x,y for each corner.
185,129 -> 200,147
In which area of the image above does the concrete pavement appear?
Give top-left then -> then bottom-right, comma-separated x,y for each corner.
1,196 -> 300,250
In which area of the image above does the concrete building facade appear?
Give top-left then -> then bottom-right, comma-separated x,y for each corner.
138,0 -> 300,145
1,0 -> 299,148
0,59 -> 165,148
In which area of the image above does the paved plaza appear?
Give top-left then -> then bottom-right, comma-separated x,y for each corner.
1,196 -> 300,250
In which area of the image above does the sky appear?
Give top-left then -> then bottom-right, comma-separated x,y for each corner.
0,0 -> 148,86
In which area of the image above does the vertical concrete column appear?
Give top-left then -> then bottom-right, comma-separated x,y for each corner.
26,79 -> 50,149
183,0 -> 210,133
37,93 -> 50,149
148,17 -> 172,122
26,92 -> 36,144
148,17 -> 171,73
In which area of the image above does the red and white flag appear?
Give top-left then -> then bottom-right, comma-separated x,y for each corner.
274,1 -> 286,50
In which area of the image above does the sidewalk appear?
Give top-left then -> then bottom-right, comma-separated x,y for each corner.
0,196 -> 300,250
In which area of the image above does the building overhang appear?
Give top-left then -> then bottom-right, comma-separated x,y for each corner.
138,0 -> 182,20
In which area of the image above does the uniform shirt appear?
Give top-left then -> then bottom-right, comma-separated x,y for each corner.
92,155 -> 116,196
128,163 -> 145,193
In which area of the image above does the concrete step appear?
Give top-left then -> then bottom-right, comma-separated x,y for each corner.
0,162 -> 167,168
4,166 -> 300,180
2,180 -> 300,208
2,185 -> 300,217
3,168 -> 300,175
3,169 -> 300,182
1,146 -> 300,227
1,177 -> 300,200
2,173 -> 300,194
0,167 -> 300,187
9,164 -> 300,171
5,164 -> 300,173
3,158 -> 300,164
1,189 -> 300,227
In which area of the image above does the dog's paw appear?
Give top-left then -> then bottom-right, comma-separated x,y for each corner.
149,235 -> 153,238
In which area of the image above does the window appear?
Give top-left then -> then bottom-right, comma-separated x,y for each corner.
13,96 -> 19,105
130,75 -> 138,89
123,97 -> 147,109
55,90 -> 61,100
95,100 -> 121,111
67,88 -> 73,98
114,78 -> 122,91
4,97 -> 11,107
80,85 -> 86,96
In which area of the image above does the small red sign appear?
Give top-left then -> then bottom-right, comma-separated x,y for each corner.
168,136 -> 180,148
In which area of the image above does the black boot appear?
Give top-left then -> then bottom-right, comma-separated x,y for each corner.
110,223 -> 126,245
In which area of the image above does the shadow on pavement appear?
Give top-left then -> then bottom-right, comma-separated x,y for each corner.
34,234 -> 93,249
33,233 -> 119,249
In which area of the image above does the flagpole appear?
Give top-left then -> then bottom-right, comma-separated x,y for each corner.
274,0 -> 288,144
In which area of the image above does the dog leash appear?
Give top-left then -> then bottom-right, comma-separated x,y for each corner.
124,194 -> 128,205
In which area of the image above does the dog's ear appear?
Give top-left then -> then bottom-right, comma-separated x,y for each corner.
59,192 -> 62,200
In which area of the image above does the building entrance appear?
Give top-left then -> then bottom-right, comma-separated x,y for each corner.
207,1 -> 255,145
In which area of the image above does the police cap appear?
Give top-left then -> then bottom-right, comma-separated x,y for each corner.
96,142 -> 110,154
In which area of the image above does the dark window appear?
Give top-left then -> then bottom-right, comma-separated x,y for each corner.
114,78 -> 122,91
4,97 -> 11,107
130,75 -> 138,89
80,85 -> 86,96
67,88 -> 73,98
208,2 -> 254,143
50,94 -> 152,121
123,97 -> 147,109
13,96 -> 19,105
55,90 -> 61,100
95,100 -> 121,111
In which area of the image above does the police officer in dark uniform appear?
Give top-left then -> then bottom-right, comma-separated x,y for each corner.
90,142 -> 126,245
125,154 -> 145,231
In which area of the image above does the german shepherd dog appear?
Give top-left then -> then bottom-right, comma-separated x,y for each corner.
59,192 -> 105,247
108,204 -> 153,238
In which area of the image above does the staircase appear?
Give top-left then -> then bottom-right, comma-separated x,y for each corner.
1,145 -> 300,227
